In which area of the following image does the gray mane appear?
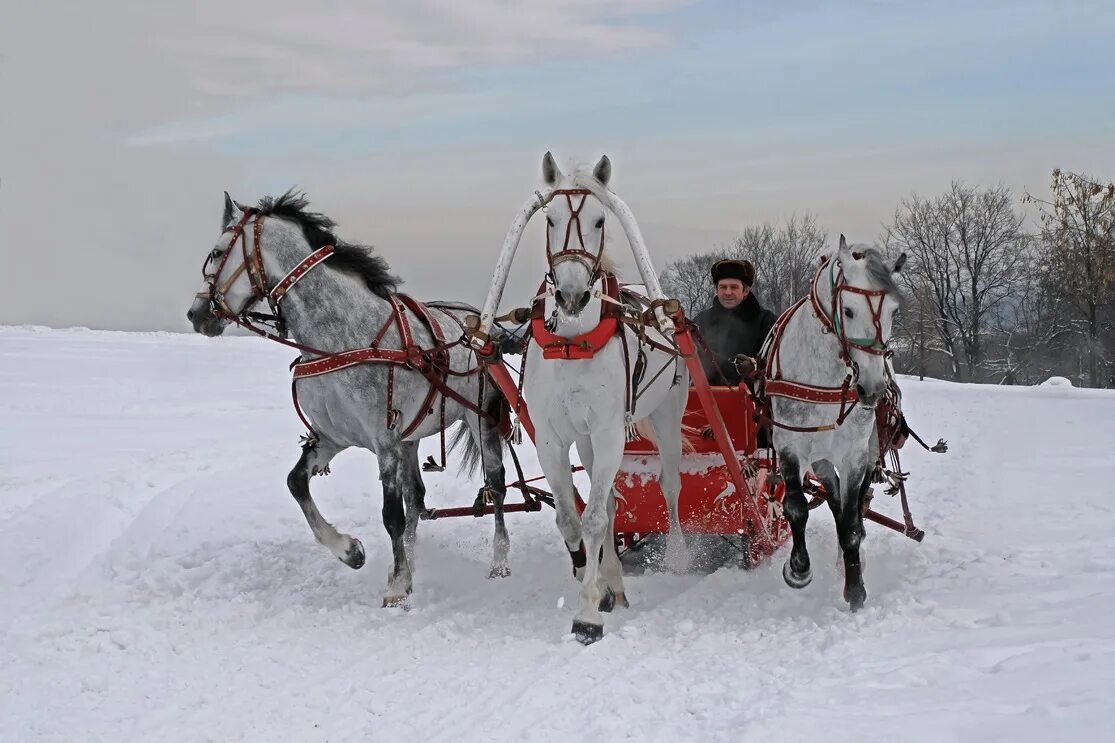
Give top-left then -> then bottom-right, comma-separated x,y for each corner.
256,190 -> 400,299
855,247 -> 900,295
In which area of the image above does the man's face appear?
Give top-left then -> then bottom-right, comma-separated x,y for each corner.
716,279 -> 749,309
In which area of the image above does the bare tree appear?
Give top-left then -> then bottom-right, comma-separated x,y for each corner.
1025,169 -> 1115,387
984,248 -> 1074,384
884,182 -> 1028,382
889,281 -> 943,381
742,214 -> 826,313
660,250 -> 730,316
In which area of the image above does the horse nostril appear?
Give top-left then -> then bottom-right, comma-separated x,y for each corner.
856,384 -> 881,406
555,290 -> 566,307
579,290 -> 590,307
186,309 -> 195,322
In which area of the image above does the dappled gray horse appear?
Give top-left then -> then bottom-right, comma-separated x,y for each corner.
762,237 -> 906,611
187,192 -> 511,606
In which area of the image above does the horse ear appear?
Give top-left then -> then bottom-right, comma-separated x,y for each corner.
838,234 -> 852,262
222,191 -> 243,228
593,155 -> 612,186
542,151 -> 562,186
893,253 -> 907,273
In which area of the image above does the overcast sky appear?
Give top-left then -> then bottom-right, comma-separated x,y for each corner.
3,0 -> 1114,331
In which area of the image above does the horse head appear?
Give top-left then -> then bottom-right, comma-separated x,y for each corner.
540,152 -> 613,317
824,235 -> 906,405
187,193 -> 263,336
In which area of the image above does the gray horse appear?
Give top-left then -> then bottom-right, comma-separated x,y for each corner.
765,237 -> 906,611
187,191 -> 511,606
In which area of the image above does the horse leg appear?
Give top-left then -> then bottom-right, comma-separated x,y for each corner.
536,426 -> 585,580
474,412 -> 511,578
649,402 -> 688,573
378,448 -> 412,607
571,428 -> 625,644
814,459 -> 866,610
836,465 -> 871,611
576,436 -> 628,613
599,491 -> 629,611
400,441 -> 424,582
779,451 -> 812,588
286,439 -> 365,569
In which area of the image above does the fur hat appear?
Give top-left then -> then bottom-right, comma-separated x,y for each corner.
711,259 -> 755,287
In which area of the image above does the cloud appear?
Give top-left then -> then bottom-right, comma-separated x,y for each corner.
150,1 -> 695,99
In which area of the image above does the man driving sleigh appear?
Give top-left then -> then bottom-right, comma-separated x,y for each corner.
694,259 -> 777,387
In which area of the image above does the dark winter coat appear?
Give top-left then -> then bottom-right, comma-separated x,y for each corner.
693,293 -> 777,386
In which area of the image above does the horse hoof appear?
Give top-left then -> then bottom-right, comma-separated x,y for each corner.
382,594 -> 409,609
783,560 -> 812,589
341,538 -> 365,569
598,587 -> 616,613
844,585 -> 867,611
571,620 -> 604,645
489,564 -> 511,579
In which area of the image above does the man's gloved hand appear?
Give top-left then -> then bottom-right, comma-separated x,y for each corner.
733,354 -> 758,378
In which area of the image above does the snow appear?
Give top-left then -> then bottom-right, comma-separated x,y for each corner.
2,326 -> 1114,742
1041,376 -> 1074,387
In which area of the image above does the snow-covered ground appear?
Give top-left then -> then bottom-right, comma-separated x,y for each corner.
2,326 -> 1113,742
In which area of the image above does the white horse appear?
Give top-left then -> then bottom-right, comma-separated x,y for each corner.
520,154 -> 689,643
763,236 -> 905,610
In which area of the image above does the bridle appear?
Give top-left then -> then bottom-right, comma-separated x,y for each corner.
197,209 -> 334,340
810,253 -> 891,362
544,188 -> 606,284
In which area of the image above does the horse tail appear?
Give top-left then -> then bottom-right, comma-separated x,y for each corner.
448,380 -> 511,477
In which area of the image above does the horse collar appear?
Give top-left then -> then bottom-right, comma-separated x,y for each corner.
530,274 -> 622,360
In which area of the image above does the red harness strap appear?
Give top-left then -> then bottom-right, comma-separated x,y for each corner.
269,246 -> 335,304
394,295 -> 445,439
758,293 -> 860,433
290,346 -> 410,377
764,378 -> 860,405
529,274 -> 622,359
291,295 -> 488,441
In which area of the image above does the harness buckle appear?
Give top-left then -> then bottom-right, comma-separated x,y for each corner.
404,346 -> 426,370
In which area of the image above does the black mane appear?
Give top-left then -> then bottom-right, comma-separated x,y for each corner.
256,190 -> 399,299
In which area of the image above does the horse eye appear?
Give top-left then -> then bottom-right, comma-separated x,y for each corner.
209,248 -> 224,261
595,217 -> 604,229
844,307 -> 854,319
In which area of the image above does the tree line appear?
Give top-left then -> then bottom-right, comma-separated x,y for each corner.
659,169 -> 1115,387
